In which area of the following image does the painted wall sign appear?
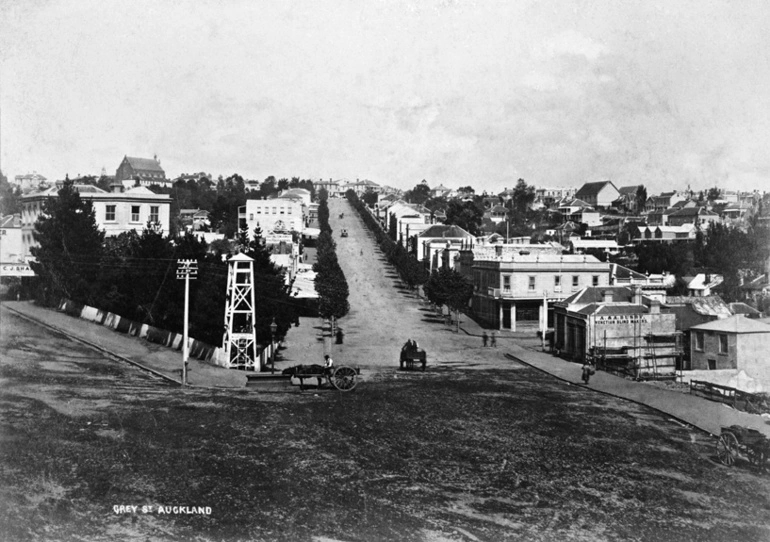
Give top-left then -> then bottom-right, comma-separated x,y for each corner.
596,315 -> 649,325
1,263 -> 35,277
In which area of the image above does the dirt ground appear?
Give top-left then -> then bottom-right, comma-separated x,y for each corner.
3,199 -> 770,541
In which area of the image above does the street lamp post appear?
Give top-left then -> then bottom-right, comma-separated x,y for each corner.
270,317 -> 278,374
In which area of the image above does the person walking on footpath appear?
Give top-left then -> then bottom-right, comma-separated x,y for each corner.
482,331 -> 488,347
490,331 -> 497,347
581,359 -> 595,385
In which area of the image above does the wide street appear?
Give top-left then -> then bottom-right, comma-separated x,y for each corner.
282,197 -> 506,371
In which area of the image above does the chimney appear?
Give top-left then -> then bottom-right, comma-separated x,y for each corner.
634,286 -> 643,305
649,300 -> 660,314
602,290 -> 613,303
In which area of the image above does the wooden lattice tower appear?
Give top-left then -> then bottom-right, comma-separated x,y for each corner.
223,254 -> 259,371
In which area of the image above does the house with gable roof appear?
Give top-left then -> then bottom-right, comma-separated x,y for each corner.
574,181 -> 620,209
115,155 -> 170,187
415,224 -> 473,271
667,206 -> 720,228
430,184 -> 452,199
613,185 -> 645,213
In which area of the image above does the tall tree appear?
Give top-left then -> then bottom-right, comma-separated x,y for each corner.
30,179 -> 105,306
405,181 -> 431,205
0,173 -> 22,215
423,268 -> 473,331
510,178 -> 536,216
445,200 -> 484,236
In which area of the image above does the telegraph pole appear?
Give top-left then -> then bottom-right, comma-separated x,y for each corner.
176,259 -> 198,385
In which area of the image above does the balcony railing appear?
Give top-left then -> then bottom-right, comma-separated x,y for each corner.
487,287 -> 569,300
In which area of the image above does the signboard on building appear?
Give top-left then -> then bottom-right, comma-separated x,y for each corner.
265,234 -> 293,245
1,263 -> 35,277
595,315 -> 649,325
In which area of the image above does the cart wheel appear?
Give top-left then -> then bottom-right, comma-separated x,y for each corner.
331,366 -> 358,392
717,432 -> 739,466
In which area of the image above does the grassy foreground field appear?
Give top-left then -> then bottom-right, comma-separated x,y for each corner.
2,313 -> 770,542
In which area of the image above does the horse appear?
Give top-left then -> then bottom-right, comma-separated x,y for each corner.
282,364 -> 327,389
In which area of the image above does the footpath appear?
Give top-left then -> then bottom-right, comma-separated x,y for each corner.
2,301 -> 248,388
2,300 -> 329,389
458,315 -> 770,438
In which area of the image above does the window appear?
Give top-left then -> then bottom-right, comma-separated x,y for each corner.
528,276 -> 536,291
272,207 -> 277,214
131,206 -> 140,222
150,206 -> 159,223
280,207 -> 285,214
106,205 -> 116,221
288,207 -> 292,214
249,213 -> 254,221
718,334 -> 728,354
572,276 -> 579,288
694,331 -> 704,352
554,275 -> 561,290
256,207 -> 262,214
592,275 -> 599,287
503,275 -> 511,292
708,359 -> 717,370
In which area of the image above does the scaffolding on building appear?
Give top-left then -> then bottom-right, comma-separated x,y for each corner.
590,331 -> 683,381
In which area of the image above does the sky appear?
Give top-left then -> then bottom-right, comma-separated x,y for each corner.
1,0 -> 769,194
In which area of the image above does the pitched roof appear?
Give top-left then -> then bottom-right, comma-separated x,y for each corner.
575,181 -> 617,199
418,224 -> 473,238
691,315 -> 770,333
562,286 -> 636,305
611,263 -> 647,281
665,295 -> 733,318
0,215 -> 21,228
125,156 -> 164,173
669,206 -> 718,217
729,302 -> 761,316
559,198 -> 594,210
618,185 -> 642,196
576,303 -> 649,316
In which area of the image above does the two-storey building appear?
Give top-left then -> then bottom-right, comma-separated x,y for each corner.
239,197 -> 305,237
21,182 -> 172,258
690,316 -> 770,376
457,244 -> 610,331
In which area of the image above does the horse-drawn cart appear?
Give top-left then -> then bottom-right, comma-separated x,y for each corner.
282,364 -> 359,392
717,425 -> 770,470
399,349 -> 427,371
